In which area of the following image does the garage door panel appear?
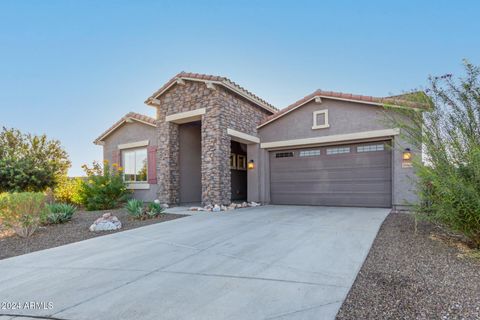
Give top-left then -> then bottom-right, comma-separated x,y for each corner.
271,167 -> 390,181
271,179 -> 390,193
269,141 -> 392,208
271,192 -> 391,207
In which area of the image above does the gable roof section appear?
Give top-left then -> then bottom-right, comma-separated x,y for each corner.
94,112 -> 156,145
258,89 -> 431,129
144,72 -> 278,114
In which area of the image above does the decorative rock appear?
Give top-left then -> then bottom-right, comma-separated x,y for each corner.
212,204 -> 221,212
220,205 -> 227,211
249,202 -> 260,207
89,213 -> 122,232
242,202 -> 248,208
161,203 -> 169,209
189,207 -> 205,212
154,199 -> 160,204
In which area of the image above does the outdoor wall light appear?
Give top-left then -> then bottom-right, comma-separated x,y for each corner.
402,148 -> 412,160
247,160 -> 255,170
402,148 -> 413,168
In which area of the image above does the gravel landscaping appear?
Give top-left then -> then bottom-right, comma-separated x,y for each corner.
337,212 -> 480,320
0,209 -> 186,260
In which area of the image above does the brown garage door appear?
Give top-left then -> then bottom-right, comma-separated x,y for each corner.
269,141 -> 392,207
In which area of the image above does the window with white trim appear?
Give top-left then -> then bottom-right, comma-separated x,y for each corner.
326,147 -> 350,155
122,148 -> 148,182
357,144 -> 385,153
312,109 -> 330,129
299,149 -> 321,157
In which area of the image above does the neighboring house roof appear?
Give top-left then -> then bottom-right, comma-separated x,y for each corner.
94,112 -> 156,145
258,89 -> 431,128
144,72 -> 278,114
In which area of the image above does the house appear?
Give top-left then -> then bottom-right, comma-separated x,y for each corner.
94,72 -> 428,210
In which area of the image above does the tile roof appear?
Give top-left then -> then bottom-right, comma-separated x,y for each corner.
258,89 -> 431,128
144,72 -> 278,113
94,112 -> 156,144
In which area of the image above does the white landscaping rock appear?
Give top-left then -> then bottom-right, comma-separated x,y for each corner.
212,205 -> 221,212
89,213 -> 122,232
154,199 -> 160,204
161,203 -> 169,209
249,201 -> 261,207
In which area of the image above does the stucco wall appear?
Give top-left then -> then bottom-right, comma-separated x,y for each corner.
102,121 -> 158,201
253,98 -> 419,208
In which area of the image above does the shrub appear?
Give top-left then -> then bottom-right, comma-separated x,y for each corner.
78,161 -> 131,211
386,60 -> 480,247
146,202 -> 164,218
0,192 -> 47,237
45,203 -> 77,224
125,199 -> 144,219
53,177 -> 83,205
0,127 -> 70,192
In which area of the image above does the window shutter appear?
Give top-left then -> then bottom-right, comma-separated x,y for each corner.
112,150 -> 121,166
147,146 -> 157,184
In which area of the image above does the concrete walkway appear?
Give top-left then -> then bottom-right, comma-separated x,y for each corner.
0,205 -> 389,320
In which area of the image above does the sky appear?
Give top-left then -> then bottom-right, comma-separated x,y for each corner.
1,0 -> 479,176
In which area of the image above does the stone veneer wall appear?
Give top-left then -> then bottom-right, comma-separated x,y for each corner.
155,81 -> 272,205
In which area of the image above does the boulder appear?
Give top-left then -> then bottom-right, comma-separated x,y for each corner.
89,213 -> 121,232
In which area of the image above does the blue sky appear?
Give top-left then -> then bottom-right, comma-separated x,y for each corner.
1,0 -> 479,176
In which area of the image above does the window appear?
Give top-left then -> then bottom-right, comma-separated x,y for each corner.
237,154 -> 246,170
326,147 -> 350,155
275,152 -> 294,158
299,149 -> 321,157
312,109 -> 330,130
122,148 -> 147,182
357,144 -> 385,153
230,153 -> 237,169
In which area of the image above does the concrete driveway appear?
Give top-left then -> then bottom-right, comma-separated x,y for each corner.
0,205 -> 389,320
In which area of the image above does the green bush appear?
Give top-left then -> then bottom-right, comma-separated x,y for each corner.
0,192 -> 47,237
78,161 -> 131,211
0,127 -> 70,192
387,60 -> 480,247
53,177 -> 83,205
125,199 -> 144,219
146,202 -> 164,218
45,203 -> 77,224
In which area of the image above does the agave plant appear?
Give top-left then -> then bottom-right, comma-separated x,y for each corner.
125,199 -> 144,219
45,203 -> 77,224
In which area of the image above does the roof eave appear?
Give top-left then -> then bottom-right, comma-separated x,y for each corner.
257,95 -> 426,129
145,76 -> 278,114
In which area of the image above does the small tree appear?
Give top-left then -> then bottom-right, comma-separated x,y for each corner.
78,161 -> 131,211
0,127 -> 70,192
387,60 -> 480,247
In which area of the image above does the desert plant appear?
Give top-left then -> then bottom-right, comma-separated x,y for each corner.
45,203 -> 77,224
53,177 -> 83,205
78,161 -> 131,211
125,199 -> 144,219
146,202 -> 164,218
386,60 -> 480,247
0,192 -> 47,237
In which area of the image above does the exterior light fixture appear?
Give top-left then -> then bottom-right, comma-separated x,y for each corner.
403,148 -> 412,160
402,148 -> 412,168
247,160 -> 255,170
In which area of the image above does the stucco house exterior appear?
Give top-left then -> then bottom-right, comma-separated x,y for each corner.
94,72 -> 428,210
